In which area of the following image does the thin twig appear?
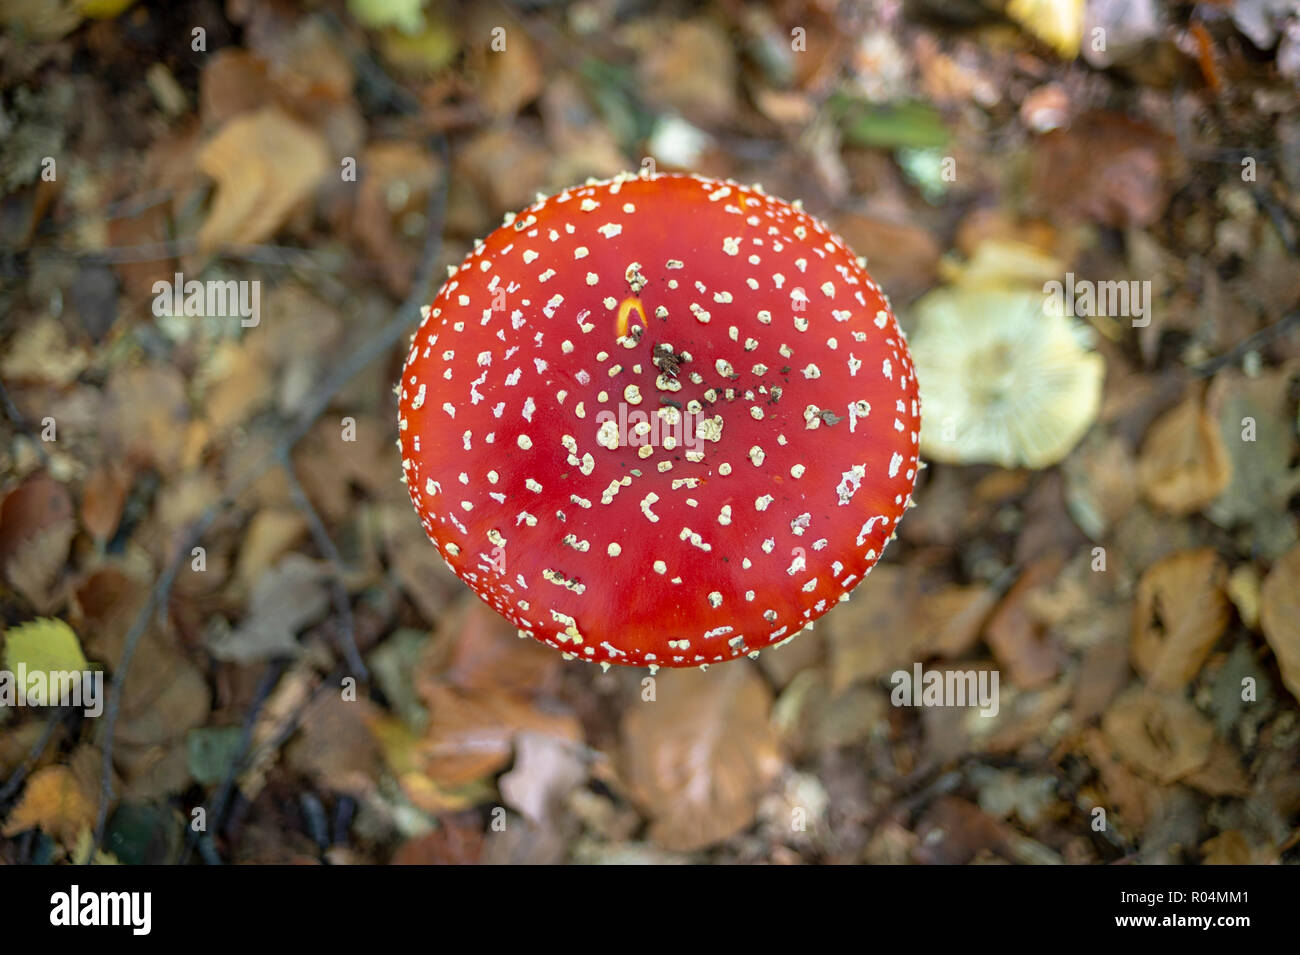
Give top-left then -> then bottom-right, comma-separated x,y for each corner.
1191,307 -> 1300,377
280,450 -> 368,680
0,709 -> 70,807
175,660 -> 287,865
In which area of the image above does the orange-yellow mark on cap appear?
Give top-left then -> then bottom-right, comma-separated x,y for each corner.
616,297 -> 646,339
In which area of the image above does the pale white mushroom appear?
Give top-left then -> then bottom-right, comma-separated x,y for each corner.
909,285 -> 1104,469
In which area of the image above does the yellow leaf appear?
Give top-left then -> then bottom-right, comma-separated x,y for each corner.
2,617 -> 88,675
71,826 -> 120,865
2,764 -> 97,846
77,0 -> 137,18
1007,0 -> 1084,59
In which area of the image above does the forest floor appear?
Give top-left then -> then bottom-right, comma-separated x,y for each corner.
1,0 -> 1299,864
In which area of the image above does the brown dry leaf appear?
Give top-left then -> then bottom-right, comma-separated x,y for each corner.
832,215 -> 942,304
79,461 -> 130,544
2,746 -> 101,848
624,18 -> 738,126
71,565 -> 150,664
195,106 -> 329,251
1259,542 -> 1300,704
456,125 -> 549,213
1030,112 -> 1173,228
200,339 -> 272,435
233,508 -> 307,593
101,364 -> 191,473
1138,388 -> 1232,514
1063,432 -> 1139,539
826,564 -> 994,693
1201,830 -> 1277,865
433,597 -> 562,697
470,12 -> 543,119
112,634 -> 212,752
1183,740 -> 1250,797
1079,727 -> 1158,829
0,473 -> 75,611
621,664 -> 781,852
0,316 -> 88,385
913,796 -> 1014,865
1070,638 -> 1130,723
390,816 -> 485,865
199,49 -> 269,127
417,683 -> 581,788
0,472 -> 74,563
1131,549 -> 1230,691
985,557 -> 1067,689
285,693 -> 381,797
1101,688 -> 1214,784
5,517 -> 75,612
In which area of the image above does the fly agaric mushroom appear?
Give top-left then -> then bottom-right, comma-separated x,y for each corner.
397,172 -> 921,669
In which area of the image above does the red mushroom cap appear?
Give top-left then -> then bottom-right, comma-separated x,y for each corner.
397,172 -> 920,669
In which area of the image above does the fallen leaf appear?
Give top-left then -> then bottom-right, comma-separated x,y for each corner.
1063,433 -> 1139,538
1206,367 -> 1300,556
390,815 -> 485,865
1138,387 -> 1232,514
79,461 -> 131,544
1183,740 -> 1250,797
1031,113 -> 1173,228
434,597 -> 562,697
985,557 -> 1067,689
913,795 -> 1014,865
0,316 -> 87,385
1101,688 -> 1214,784
206,554 -> 330,663
185,727 -> 244,786
826,563 -> 994,692
285,694 -> 382,797
101,364 -> 192,473
832,215 -> 942,304
621,664 -> 781,852
470,11 -> 542,119
1259,542 -> 1300,704
1200,829 -> 1277,865
624,18 -> 738,126
1007,0 -> 1085,58
195,106 -> 329,251
233,508 -> 307,593
418,683 -> 581,787
2,746 -> 101,848
1,617 -> 88,675
1131,549 -> 1230,691
498,731 -> 589,826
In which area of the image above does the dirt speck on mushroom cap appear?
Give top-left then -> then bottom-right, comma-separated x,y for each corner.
397,172 -> 921,668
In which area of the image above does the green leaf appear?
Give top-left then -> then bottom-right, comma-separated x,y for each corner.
2,618 -> 88,675
836,97 -> 950,150
186,727 -> 245,786
349,0 -> 426,34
